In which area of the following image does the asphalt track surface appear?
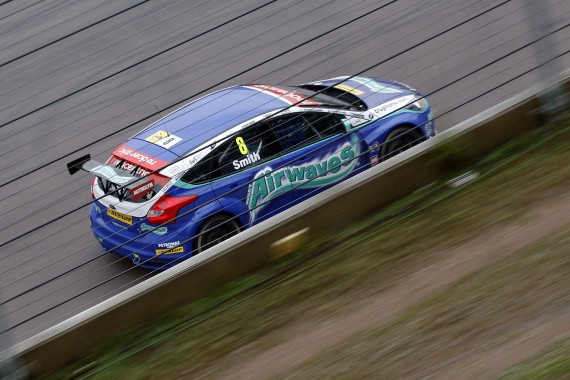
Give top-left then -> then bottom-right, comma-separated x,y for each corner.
0,0 -> 569,346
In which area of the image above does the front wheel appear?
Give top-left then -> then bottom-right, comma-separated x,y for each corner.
195,215 -> 241,254
381,126 -> 423,160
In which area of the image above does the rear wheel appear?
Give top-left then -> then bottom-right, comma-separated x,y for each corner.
195,215 -> 241,254
382,126 -> 423,160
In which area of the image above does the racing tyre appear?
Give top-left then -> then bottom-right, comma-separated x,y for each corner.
382,126 -> 423,160
195,215 -> 241,254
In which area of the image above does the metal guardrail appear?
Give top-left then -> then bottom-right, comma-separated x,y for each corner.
5,73 -> 569,377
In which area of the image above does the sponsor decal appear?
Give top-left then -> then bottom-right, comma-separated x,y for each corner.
345,116 -> 368,127
146,130 -> 169,143
129,180 -> 154,201
145,130 -> 182,149
157,241 -> 181,249
425,122 -> 433,136
370,95 -> 416,119
374,98 -> 407,113
107,208 -> 133,225
161,180 -> 174,193
91,165 -> 135,184
174,146 -> 213,174
425,111 -> 435,136
112,144 -> 169,171
132,254 -> 141,265
330,110 -> 370,129
350,77 -> 403,94
248,84 -> 319,106
246,135 -> 360,222
110,158 -> 150,177
94,204 -> 102,214
334,84 -> 364,95
140,223 -> 167,235
370,155 -> 379,166
168,163 -> 180,174
156,246 -> 184,255
233,151 -> 261,170
370,142 -> 381,166
371,141 -> 380,153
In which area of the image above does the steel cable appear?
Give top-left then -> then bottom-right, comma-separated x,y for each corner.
2,0 -> 564,342
0,0 -> 440,216
0,1 -> 512,250
6,38 -> 565,339
0,0 -> 280,132
0,0 -> 152,68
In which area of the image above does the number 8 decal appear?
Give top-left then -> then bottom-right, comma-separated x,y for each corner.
236,136 -> 248,155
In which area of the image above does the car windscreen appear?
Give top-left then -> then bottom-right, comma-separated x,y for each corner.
296,84 -> 367,110
273,86 -> 353,109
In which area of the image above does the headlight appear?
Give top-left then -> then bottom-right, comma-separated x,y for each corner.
405,95 -> 428,112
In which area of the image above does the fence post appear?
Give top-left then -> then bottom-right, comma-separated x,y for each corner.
524,0 -> 568,118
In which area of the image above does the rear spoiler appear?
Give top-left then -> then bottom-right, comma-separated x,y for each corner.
67,154 -> 154,201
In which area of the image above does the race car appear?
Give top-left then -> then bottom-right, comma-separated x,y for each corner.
68,76 -> 435,269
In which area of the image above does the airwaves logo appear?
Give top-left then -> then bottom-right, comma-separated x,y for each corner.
246,135 -> 360,222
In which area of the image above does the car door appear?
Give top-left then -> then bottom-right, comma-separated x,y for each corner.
209,123 -> 286,227
264,111 -> 368,209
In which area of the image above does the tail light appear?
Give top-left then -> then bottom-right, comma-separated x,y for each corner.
147,194 -> 198,224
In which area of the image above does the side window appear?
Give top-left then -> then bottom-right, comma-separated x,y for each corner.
215,125 -> 281,177
269,113 -> 345,152
303,113 -> 346,138
269,114 -> 317,151
180,153 -> 213,184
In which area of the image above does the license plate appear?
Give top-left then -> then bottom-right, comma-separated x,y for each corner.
107,208 -> 132,225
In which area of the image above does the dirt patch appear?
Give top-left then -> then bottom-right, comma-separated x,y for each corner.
433,313 -> 570,379
190,189 -> 570,379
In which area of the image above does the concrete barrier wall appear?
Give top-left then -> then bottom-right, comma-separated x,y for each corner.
9,75 -> 569,376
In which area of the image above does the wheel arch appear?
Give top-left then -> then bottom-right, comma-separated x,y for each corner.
199,211 -> 243,229
381,123 -> 425,158
192,210 -> 243,253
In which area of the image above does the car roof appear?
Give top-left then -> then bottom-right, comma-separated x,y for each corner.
130,85 -> 333,157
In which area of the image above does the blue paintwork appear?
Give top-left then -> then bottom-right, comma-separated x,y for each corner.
122,138 -> 180,160
131,86 -> 289,157
89,77 -> 435,269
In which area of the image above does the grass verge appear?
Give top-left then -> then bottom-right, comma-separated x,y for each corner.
282,229 -> 570,379
50,116 -> 570,379
497,339 -> 570,380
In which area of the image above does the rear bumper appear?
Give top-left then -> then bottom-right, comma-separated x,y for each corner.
90,204 -> 193,269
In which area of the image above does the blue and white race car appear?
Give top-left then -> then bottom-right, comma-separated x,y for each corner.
68,76 -> 435,268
